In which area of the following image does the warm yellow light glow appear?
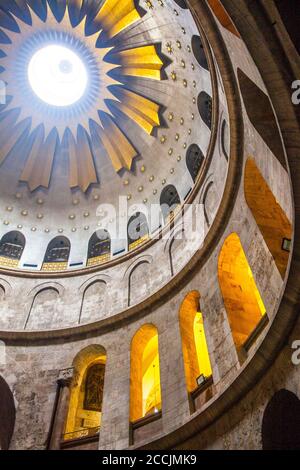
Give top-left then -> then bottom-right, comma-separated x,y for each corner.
244,158 -> 292,279
95,0 -> 142,38
142,335 -> 161,416
117,45 -> 164,81
218,233 -> 267,349
115,88 -> 161,135
130,324 -> 162,422
179,291 -> 212,393
65,346 -> 106,440
194,312 -> 212,380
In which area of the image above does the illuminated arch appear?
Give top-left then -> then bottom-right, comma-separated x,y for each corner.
244,158 -> 292,278
130,324 -> 162,422
64,345 -> 106,441
218,233 -> 267,350
179,291 -> 212,393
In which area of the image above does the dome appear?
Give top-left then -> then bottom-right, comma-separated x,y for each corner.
0,0 -> 299,454
0,0 -> 222,273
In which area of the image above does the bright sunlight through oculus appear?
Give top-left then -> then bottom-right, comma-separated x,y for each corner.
28,45 -> 88,107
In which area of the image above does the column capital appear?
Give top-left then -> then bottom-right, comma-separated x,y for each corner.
57,367 -> 74,387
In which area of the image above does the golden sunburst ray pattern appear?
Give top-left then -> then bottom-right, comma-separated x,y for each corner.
0,0 -> 166,192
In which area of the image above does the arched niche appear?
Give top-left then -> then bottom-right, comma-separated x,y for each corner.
87,230 -> 111,267
127,212 -> 149,251
198,91 -> 213,130
130,324 -> 162,422
179,291 -> 212,393
218,233 -> 267,351
262,390 -> 300,450
80,280 -> 107,324
42,236 -> 71,272
64,345 -> 106,442
191,35 -> 209,71
128,260 -> 151,306
26,287 -> 59,330
237,68 -> 287,170
186,144 -> 204,182
160,185 -> 181,223
244,158 -> 292,278
0,231 -> 25,268
0,375 -> 15,450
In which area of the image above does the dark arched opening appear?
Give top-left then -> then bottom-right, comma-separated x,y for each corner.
42,236 -> 71,271
198,91 -> 213,129
0,231 -> 25,267
186,144 -> 204,182
87,230 -> 111,266
0,375 -> 15,450
160,185 -> 181,223
191,35 -> 209,71
127,212 -> 149,251
262,390 -> 300,450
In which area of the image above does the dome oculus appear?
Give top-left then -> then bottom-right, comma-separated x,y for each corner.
28,45 -> 88,107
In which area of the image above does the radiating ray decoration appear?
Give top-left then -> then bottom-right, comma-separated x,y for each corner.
0,0 -> 166,192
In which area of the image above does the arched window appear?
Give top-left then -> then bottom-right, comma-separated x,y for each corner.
186,144 -> 204,182
218,233 -> 267,351
42,236 -> 70,271
160,185 -> 181,223
87,230 -> 111,266
244,158 -> 292,279
0,231 -> 25,268
191,35 -> 209,71
127,212 -> 149,251
179,292 -> 212,393
262,390 -> 300,450
198,91 -> 213,130
130,324 -> 162,422
64,345 -> 106,442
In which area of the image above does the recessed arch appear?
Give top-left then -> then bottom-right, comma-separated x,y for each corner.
87,230 -> 111,267
198,91 -> 212,129
262,390 -> 300,450
42,236 -> 71,271
128,259 -> 151,307
25,287 -> 60,331
186,144 -> 204,182
127,212 -> 149,251
179,291 -> 212,393
0,231 -> 25,268
64,344 -> 107,442
244,158 -> 292,278
79,280 -> 107,325
130,324 -> 162,422
218,233 -> 267,351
